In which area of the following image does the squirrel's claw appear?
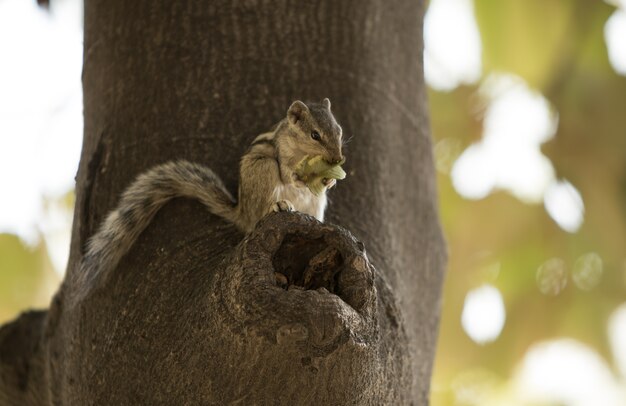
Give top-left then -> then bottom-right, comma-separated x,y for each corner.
272,200 -> 295,213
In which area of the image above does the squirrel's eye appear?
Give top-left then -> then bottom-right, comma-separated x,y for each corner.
311,131 -> 321,141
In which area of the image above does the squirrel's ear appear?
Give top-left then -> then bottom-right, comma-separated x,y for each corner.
322,98 -> 331,110
287,100 -> 309,125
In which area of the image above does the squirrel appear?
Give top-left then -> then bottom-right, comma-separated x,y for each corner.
78,98 -> 344,291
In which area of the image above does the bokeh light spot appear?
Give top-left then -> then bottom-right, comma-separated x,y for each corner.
424,0 -> 482,91
604,8 -> 626,76
451,74 -> 558,203
434,137 -> 464,174
515,339 -> 626,406
451,368 -> 500,406
544,180 -> 585,233
608,303 -> 626,380
572,252 -> 603,291
461,284 -> 506,345
536,258 -> 568,296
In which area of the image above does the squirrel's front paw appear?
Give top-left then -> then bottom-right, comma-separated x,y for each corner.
272,200 -> 294,213
322,178 -> 336,189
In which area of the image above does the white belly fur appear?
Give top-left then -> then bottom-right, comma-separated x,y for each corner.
274,184 -> 327,221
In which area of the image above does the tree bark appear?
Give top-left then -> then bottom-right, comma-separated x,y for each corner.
0,0 -> 446,404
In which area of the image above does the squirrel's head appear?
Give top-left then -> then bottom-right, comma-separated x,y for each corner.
285,98 -> 344,165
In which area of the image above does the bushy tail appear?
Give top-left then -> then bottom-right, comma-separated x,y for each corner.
75,160 -> 237,296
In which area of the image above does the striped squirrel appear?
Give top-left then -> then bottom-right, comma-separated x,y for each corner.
80,99 -> 344,287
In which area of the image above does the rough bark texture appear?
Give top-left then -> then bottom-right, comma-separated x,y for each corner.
0,0 -> 446,404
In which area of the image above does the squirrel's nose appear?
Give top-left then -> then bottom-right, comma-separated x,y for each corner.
331,155 -> 344,165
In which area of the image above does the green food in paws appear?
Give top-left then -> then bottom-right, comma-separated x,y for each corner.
296,155 -> 346,196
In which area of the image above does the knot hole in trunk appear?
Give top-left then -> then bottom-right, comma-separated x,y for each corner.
272,235 -> 344,293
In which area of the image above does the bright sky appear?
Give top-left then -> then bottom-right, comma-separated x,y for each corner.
0,0 -> 83,272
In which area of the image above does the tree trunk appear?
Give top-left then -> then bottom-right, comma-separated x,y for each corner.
0,0 -> 446,404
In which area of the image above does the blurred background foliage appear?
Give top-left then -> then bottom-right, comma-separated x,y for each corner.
428,0 -> 626,404
0,0 -> 625,405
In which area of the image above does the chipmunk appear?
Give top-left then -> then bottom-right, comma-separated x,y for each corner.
79,98 -> 344,290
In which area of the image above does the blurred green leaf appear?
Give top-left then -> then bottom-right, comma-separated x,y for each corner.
0,234 -> 59,323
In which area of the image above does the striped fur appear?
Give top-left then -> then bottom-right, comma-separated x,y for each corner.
77,99 -> 343,296
77,160 -> 237,291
